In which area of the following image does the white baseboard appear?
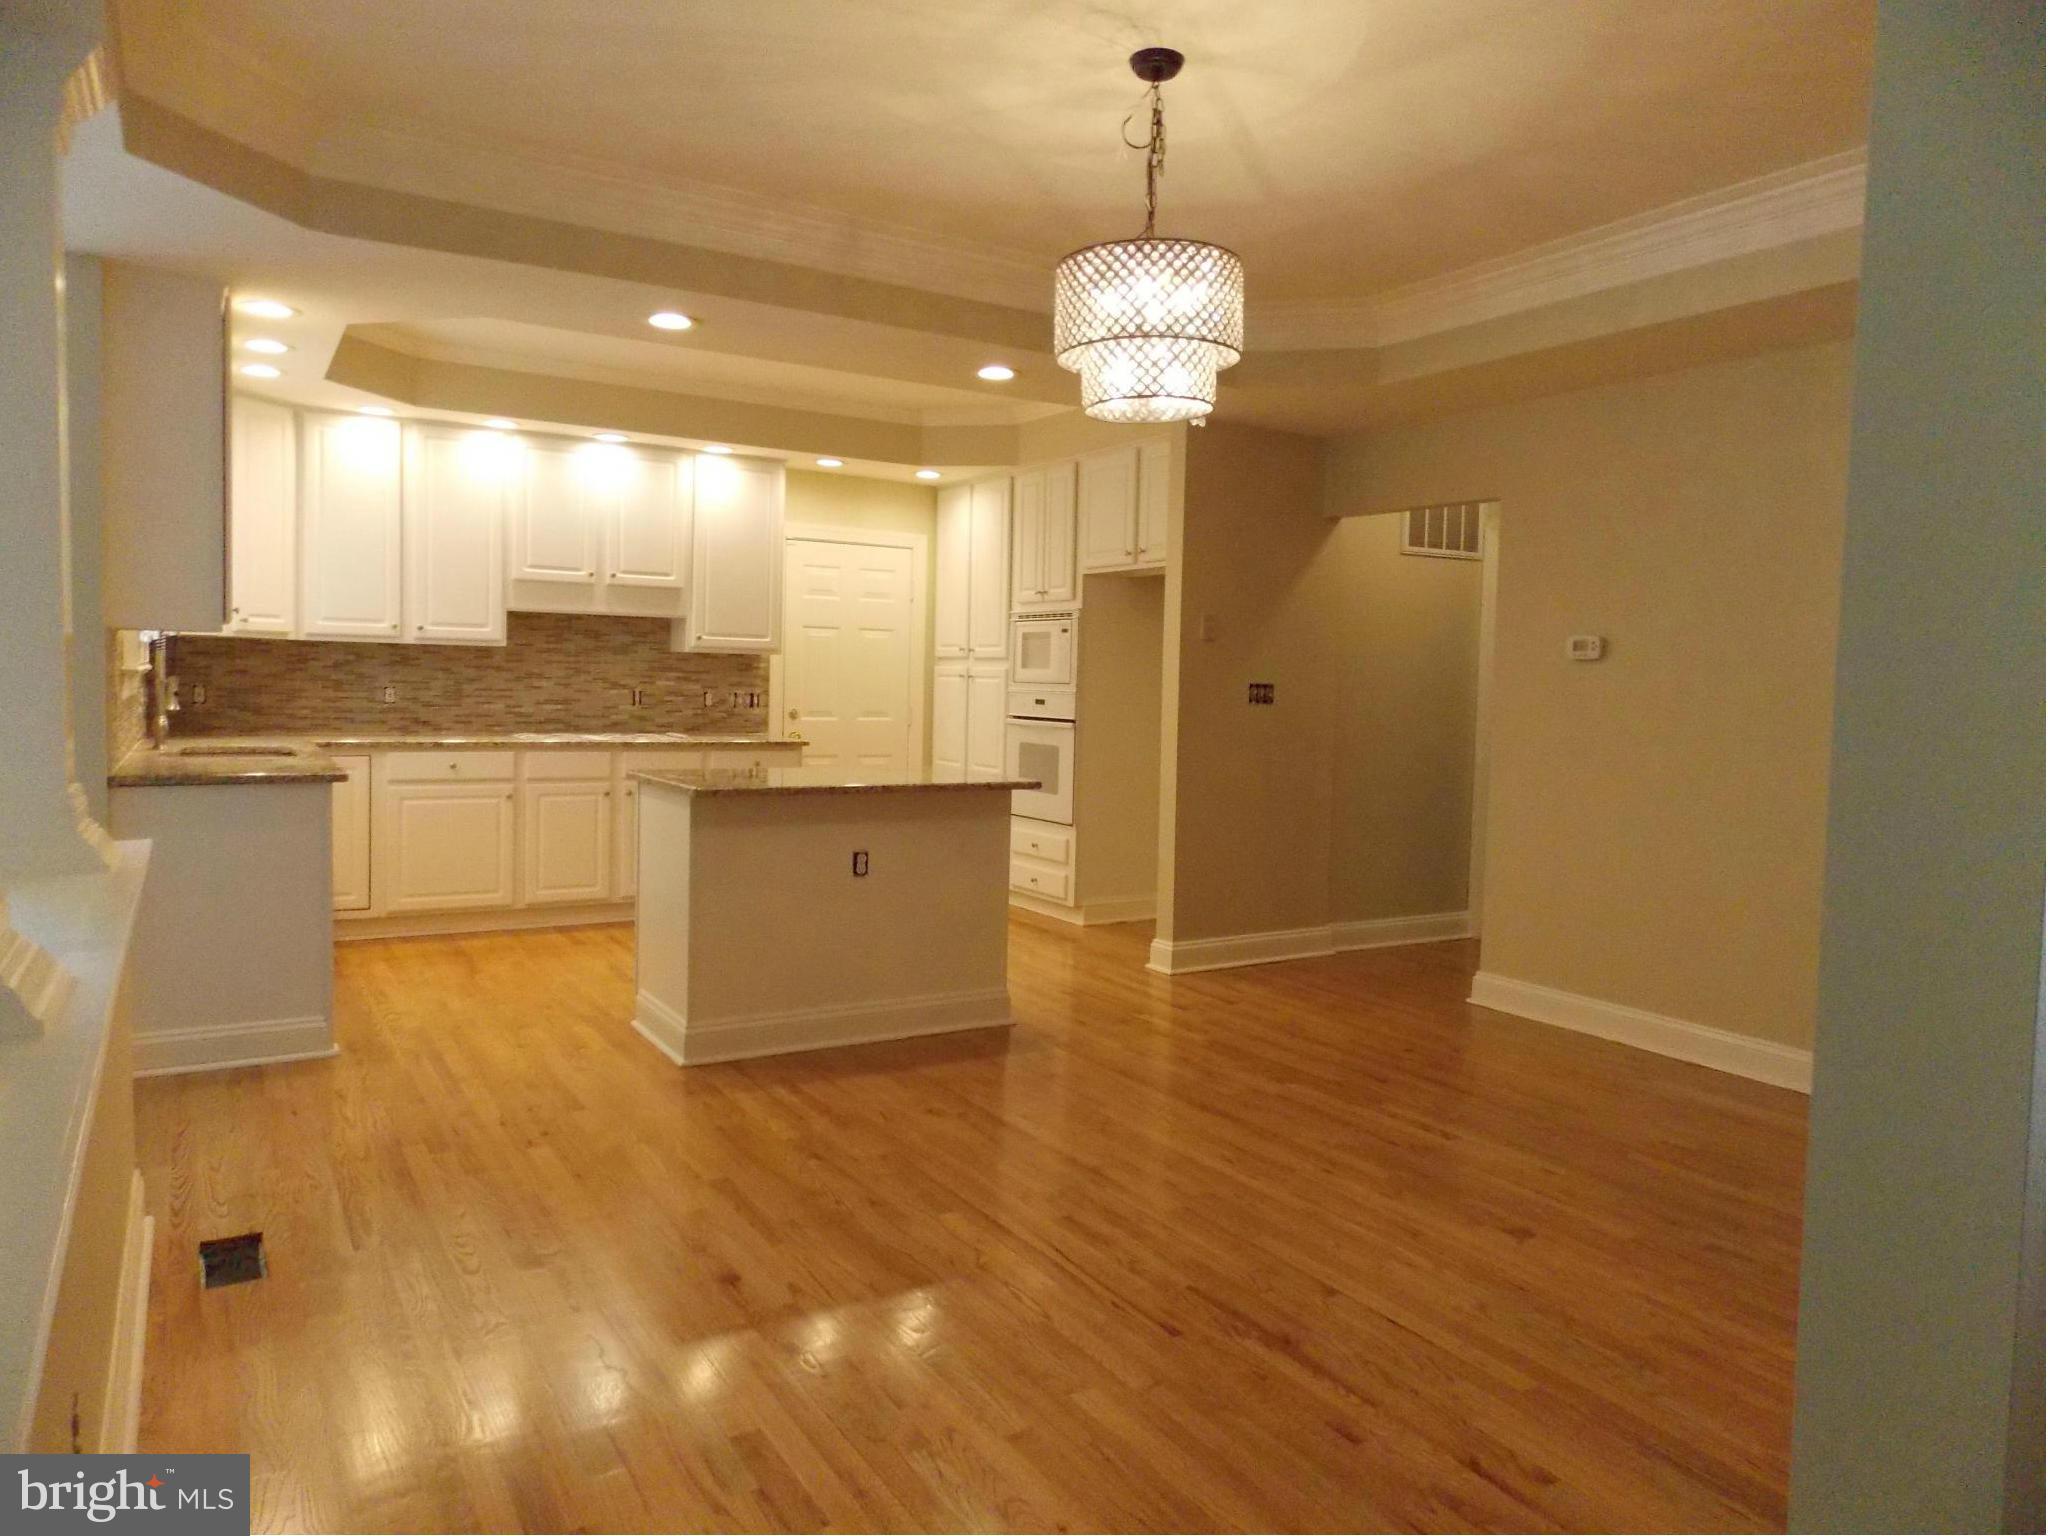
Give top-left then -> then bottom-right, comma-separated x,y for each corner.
1468,971 -> 1813,1092
133,1015 -> 337,1077
336,902 -> 633,941
1331,911 -> 1474,950
634,985 -> 1013,1066
1147,911 -> 1472,975
99,1171 -> 151,1453
1009,891 -> 1157,927
1147,925 -> 1335,975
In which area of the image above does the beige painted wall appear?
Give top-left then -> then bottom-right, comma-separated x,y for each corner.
781,470 -> 938,764
1159,421 -> 1336,943
1325,340 -> 1854,1048
1327,513 -> 1482,924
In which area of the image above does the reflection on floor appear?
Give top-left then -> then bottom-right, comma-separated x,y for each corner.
136,916 -> 1806,1532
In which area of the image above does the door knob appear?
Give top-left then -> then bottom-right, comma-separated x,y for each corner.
787,707 -> 799,719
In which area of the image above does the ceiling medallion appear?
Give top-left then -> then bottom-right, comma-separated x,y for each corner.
1053,46 -> 1244,424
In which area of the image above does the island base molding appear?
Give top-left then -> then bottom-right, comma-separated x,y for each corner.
634,986 -> 1013,1066
132,1014 -> 337,1077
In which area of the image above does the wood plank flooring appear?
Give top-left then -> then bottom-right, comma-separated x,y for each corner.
134,919 -> 1807,1533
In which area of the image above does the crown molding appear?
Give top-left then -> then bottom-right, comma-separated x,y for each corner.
1254,150 -> 1867,351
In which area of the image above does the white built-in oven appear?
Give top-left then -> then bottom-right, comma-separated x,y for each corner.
1006,719 -> 1074,825
1010,611 -> 1077,689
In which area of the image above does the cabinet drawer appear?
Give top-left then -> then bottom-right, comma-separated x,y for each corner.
702,743 -> 801,772
384,750 -> 515,782
619,749 -> 705,774
1010,822 -> 1072,866
522,749 -> 615,780
1010,860 -> 1072,902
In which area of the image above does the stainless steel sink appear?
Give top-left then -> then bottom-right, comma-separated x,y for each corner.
167,745 -> 299,758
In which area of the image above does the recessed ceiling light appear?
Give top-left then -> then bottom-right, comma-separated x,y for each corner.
483,417 -> 517,430
233,298 -> 296,320
357,405 -> 395,417
976,364 -> 1016,382
915,468 -> 942,480
242,337 -> 291,355
647,311 -> 694,331
237,363 -> 281,379
702,444 -> 733,455
815,457 -> 844,468
594,431 -> 628,443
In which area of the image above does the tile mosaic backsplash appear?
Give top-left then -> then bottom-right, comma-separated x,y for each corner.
164,613 -> 770,737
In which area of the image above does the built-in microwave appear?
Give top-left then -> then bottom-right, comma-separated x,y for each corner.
1010,611 -> 1077,689
1006,719 -> 1075,825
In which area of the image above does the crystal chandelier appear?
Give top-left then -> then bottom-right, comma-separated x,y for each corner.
1054,47 -> 1243,424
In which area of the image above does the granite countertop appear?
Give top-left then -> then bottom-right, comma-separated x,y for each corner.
109,741 -> 345,788
635,767 -> 1041,797
304,732 -> 797,749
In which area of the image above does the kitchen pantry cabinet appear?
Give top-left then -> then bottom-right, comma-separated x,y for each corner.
933,474 -> 1011,779
404,423 -> 510,644
299,411 -> 405,639
329,754 -> 372,912
1011,461 -> 1078,610
932,661 -> 1008,783
227,396 -> 298,635
1078,439 -> 1172,573
684,454 -> 783,652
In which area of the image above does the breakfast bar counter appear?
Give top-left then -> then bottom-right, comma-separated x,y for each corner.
630,768 -> 1035,1065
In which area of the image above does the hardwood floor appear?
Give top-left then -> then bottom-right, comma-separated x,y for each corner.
134,918 -> 1807,1533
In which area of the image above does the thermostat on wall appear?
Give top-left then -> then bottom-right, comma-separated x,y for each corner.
1567,635 -> 1606,661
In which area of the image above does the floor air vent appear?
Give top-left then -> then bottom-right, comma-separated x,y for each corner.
198,1232 -> 267,1288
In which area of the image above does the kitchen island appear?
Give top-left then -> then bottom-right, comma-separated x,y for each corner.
631,767 -> 1036,1065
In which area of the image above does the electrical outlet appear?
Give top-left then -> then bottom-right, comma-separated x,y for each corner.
380,684 -> 398,704
629,686 -> 646,707
1248,682 -> 1276,705
190,683 -> 207,706
851,850 -> 869,877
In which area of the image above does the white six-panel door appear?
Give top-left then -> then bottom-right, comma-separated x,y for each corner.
782,538 -> 915,774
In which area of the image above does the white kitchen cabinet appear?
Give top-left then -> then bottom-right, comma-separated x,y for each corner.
381,780 -> 517,913
513,440 -> 602,584
934,482 -> 971,657
609,451 -> 691,588
330,754 -> 372,912
226,395 -> 297,635
1078,445 -> 1139,572
404,423 -> 510,645
521,779 -> 613,904
299,411 -> 404,640
1011,461 -> 1077,609
968,476 -> 1011,659
1136,438 -> 1171,567
966,660 -> 1008,781
932,662 -> 967,781
684,453 -> 783,652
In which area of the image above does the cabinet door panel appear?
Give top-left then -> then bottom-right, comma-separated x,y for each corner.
522,780 -> 613,904
227,395 -> 296,634
330,754 -> 372,912
383,783 -> 516,912
932,664 -> 968,781
615,780 -> 640,898
514,442 -> 601,584
1041,460 -> 1079,604
934,483 -> 971,656
300,412 -> 403,638
1078,445 -> 1139,572
1010,469 -> 1046,607
967,476 -> 1011,658
610,451 -> 690,588
686,455 -> 783,652
1136,438 -> 1171,567
405,423 -> 510,645
966,662 -> 1008,781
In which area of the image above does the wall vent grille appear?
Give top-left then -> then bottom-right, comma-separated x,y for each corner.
1401,502 -> 1483,560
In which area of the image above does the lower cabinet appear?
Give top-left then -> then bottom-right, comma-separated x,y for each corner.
1010,814 -> 1076,906
521,779 -> 613,904
330,754 -> 372,911
382,780 -> 518,912
933,660 -> 1007,782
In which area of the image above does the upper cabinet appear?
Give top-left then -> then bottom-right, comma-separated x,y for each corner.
1012,461 -> 1077,610
967,477 -> 1011,658
934,483 -> 972,657
226,395 -> 296,635
1078,441 -> 1171,574
513,441 -> 602,584
609,451 -> 691,588
99,260 -> 228,631
299,411 -> 404,640
403,423 -> 511,645
683,454 -> 783,653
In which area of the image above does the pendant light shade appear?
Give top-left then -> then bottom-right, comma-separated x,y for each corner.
1053,237 -> 1244,423
1054,46 -> 1243,424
